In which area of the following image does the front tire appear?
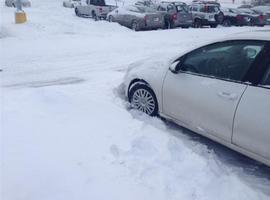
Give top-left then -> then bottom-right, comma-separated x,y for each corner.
222,19 -> 231,27
129,84 -> 158,116
193,19 -> 202,28
108,15 -> 114,22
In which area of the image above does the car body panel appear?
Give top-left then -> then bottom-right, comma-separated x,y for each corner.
162,71 -> 247,142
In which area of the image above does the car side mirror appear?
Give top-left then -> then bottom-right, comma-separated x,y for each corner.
169,61 -> 179,74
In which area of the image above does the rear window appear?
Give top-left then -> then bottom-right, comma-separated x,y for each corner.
176,5 -> 189,13
207,5 -> 220,13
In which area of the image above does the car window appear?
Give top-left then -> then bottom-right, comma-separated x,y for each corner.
180,41 -> 265,82
262,65 -> 270,86
176,5 -> 189,13
192,6 -> 198,11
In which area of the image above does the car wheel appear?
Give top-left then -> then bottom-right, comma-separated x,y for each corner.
129,83 -> 158,116
210,24 -> 218,28
108,15 -> 114,22
75,8 -> 80,16
92,11 -> 98,21
193,19 -> 202,28
222,19 -> 231,27
131,20 -> 139,31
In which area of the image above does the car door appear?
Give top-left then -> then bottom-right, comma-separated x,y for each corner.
162,40 -> 266,142
176,5 -> 191,25
232,46 -> 270,161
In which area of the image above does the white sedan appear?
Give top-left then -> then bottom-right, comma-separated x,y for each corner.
124,30 -> 270,167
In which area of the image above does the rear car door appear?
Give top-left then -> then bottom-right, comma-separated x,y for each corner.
162,40 -> 266,142
232,43 -> 270,162
176,4 -> 192,25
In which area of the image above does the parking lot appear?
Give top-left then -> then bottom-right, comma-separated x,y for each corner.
1,0 -> 270,200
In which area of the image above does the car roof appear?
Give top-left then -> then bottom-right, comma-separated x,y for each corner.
223,30 -> 270,41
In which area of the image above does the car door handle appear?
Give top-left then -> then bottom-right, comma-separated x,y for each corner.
218,92 -> 238,101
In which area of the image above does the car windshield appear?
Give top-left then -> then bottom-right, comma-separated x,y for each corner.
230,8 -> 240,14
176,5 -> 189,13
207,5 -> 220,13
239,8 -> 256,14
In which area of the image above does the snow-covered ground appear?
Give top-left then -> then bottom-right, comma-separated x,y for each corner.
1,0 -> 270,200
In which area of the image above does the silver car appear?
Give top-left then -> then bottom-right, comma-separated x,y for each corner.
107,5 -> 165,31
157,2 -> 193,29
124,30 -> 270,167
5,0 -> 31,7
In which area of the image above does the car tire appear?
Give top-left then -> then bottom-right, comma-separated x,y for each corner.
131,20 -> 139,31
108,15 -> 114,22
92,11 -> 98,21
75,8 -> 80,16
222,19 -> 231,27
210,24 -> 218,28
193,19 -> 202,28
129,83 -> 158,116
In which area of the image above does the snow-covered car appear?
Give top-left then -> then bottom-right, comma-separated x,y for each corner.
189,1 -> 224,28
63,0 -> 81,8
237,8 -> 266,26
107,5 -> 165,31
124,30 -> 270,167
252,6 -> 270,25
5,0 -> 31,7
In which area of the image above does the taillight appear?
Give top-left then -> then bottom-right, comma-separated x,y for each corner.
144,16 -> 148,21
236,15 -> 243,21
172,13 -> 177,21
259,15 -> 264,21
204,5 -> 208,12
99,7 -> 102,13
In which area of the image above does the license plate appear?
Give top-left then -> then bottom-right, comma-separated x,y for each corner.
154,17 -> 159,22
244,17 -> 250,21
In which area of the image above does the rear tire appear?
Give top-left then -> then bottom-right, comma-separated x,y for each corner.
210,24 -> 218,28
193,19 -> 202,28
129,84 -> 158,116
131,20 -> 139,31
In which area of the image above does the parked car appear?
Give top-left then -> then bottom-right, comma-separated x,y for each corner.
156,2 -> 193,29
63,0 -> 81,8
221,7 -> 252,26
107,5 -> 165,31
252,6 -> 270,24
75,0 -> 117,20
238,8 -> 266,26
189,1 -> 224,28
5,0 -> 31,7
124,30 -> 270,167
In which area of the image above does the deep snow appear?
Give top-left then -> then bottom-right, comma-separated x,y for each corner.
1,0 -> 270,200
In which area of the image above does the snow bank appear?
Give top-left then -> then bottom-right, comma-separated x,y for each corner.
1,0 -> 270,200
